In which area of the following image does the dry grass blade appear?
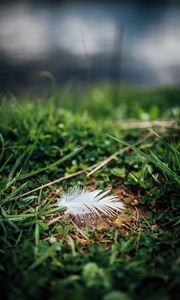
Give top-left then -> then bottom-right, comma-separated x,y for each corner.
120,120 -> 177,130
88,132 -> 153,177
12,162 -> 99,200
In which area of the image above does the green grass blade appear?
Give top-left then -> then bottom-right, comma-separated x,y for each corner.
0,153 -> 13,173
29,243 -> 59,270
108,134 -> 180,185
1,182 -> 28,205
16,146 -> 84,181
8,151 -> 27,181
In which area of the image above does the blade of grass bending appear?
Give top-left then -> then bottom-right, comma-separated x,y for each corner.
0,206 -> 19,230
16,146 -> 84,181
1,182 -> 28,205
149,150 -> 180,182
149,128 -> 180,155
148,128 -> 180,169
0,153 -> 13,173
108,134 -> 180,185
0,213 -> 36,222
8,151 -> 27,181
0,134 -> 4,162
87,135 -> 150,177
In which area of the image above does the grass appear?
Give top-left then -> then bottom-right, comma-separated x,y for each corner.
0,84 -> 180,300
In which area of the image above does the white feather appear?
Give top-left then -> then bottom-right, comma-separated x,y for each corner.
57,186 -> 124,217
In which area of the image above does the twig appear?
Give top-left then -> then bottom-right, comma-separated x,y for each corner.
87,131 -> 153,177
134,206 -> 140,224
13,162 -> 99,199
48,215 -> 63,225
70,219 -> 89,240
120,120 -> 177,130
87,149 -> 128,177
13,132 -> 153,199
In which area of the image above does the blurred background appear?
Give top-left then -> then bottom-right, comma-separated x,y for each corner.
0,0 -> 180,95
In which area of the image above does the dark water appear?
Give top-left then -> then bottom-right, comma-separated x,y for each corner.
0,1 -> 180,94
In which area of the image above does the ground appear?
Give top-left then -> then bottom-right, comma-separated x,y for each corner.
0,85 -> 180,300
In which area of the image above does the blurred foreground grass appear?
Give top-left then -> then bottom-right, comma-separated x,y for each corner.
0,85 -> 180,300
